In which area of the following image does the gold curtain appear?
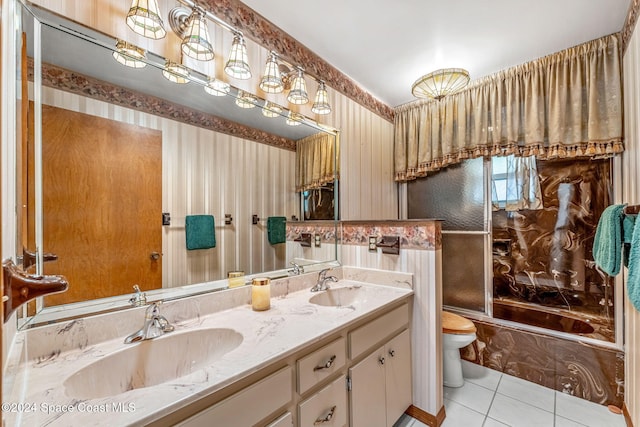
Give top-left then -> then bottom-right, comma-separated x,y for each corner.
394,34 -> 623,182
295,132 -> 339,192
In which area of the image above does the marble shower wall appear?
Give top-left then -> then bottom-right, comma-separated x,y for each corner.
461,319 -> 625,408
492,158 -> 616,341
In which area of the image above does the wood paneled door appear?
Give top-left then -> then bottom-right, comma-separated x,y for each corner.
36,105 -> 162,306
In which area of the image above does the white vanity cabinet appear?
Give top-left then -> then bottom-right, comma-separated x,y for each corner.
348,303 -> 412,427
349,330 -> 411,427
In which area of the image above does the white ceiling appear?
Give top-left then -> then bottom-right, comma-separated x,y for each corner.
240,0 -> 631,107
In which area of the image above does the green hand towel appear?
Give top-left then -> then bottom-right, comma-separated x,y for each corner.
627,217 -> 640,311
267,216 -> 287,245
593,204 -> 625,276
185,215 -> 216,250
623,215 -> 636,267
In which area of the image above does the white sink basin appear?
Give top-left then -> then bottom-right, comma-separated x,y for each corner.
309,285 -> 367,307
63,328 -> 243,399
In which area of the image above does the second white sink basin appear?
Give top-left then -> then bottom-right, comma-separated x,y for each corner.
63,328 -> 243,399
309,285 -> 367,308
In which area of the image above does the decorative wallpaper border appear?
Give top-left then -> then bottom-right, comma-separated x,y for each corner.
34,61 -> 297,151
203,0 -> 394,122
286,222 -> 336,243
340,220 -> 442,250
622,0 -> 640,53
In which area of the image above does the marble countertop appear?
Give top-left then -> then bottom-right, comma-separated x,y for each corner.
5,269 -> 412,426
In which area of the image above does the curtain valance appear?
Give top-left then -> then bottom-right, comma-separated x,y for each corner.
295,132 -> 339,192
394,34 -> 623,182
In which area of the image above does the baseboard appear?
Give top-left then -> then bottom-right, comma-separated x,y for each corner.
406,404 -> 446,427
623,403 -> 634,427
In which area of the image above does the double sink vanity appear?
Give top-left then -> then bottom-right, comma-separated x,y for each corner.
5,267 -> 414,426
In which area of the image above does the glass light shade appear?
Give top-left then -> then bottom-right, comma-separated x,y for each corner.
126,0 -> 166,39
285,111 -> 303,126
262,101 -> 283,118
112,40 -> 147,68
311,81 -> 331,115
204,78 -> 230,96
235,90 -> 258,108
287,69 -> 309,105
411,68 -> 470,100
224,34 -> 251,80
259,53 -> 283,93
162,61 -> 190,84
181,10 -> 214,61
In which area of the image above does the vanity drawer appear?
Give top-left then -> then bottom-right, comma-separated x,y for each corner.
297,337 -> 346,395
176,367 -> 292,427
298,375 -> 347,427
349,303 -> 409,359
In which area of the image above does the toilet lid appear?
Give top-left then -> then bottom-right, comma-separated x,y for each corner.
442,311 -> 477,334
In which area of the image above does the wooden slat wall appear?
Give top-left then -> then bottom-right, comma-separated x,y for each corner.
29,0 -> 398,222
622,20 -> 640,427
42,86 -> 296,288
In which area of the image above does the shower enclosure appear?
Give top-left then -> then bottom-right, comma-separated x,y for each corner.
407,156 -> 624,406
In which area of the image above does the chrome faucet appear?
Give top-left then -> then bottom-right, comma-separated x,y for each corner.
310,268 -> 338,292
128,284 -> 147,307
289,261 -> 304,275
124,302 -> 174,344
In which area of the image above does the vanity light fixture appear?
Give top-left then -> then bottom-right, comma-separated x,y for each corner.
311,81 -> 331,115
411,68 -> 470,100
225,33 -> 252,80
262,101 -> 283,118
285,111 -> 304,126
181,6 -> 214,61
126,0 -> 166,39
287,68 -> 309,105
259,52 -> 284,93
112,40 -> 147,68
162,61 -> 190,84
204,78 -> 230,96
235,90 -> 259,108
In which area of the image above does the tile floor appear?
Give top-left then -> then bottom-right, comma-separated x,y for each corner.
395,360 -> 627,427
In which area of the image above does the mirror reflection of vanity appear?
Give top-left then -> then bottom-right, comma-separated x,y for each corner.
14,1 -> 339,327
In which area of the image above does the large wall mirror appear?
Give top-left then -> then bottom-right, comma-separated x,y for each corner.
15,1 -> 339,328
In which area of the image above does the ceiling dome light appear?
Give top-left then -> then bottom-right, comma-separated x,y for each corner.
311,81 -> 331,115
181,7 -> 214,61
262,101 -> 283,118
225,33 -> 251,80
162,61 -> 190,84
126,0 -> 166,39
259,52 -> 284,93
411,68 -> 470,100
287,68 -> 308,105
112,40 -> 147,68
204,78 -> 230,96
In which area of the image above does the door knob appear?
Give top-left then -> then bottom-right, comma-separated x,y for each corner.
150,252 -> 161,260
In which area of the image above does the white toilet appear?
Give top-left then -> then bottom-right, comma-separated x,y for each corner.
442,311 -> 477,388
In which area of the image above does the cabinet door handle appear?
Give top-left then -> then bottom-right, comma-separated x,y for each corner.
389,349 -> 396,357
314,405 -> 336,425
314,355 -> 337,371
379,356 -> 385,365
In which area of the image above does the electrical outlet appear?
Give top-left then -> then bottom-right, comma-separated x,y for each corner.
314,234 -> 321,247
368,236 -> 377,251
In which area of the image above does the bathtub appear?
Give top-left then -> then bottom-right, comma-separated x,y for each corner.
493,299 -> 595,334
